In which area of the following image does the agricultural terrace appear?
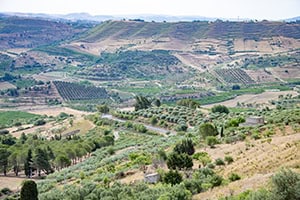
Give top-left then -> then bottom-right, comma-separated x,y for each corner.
214,69 -> 255,85
53,81 -> 108,101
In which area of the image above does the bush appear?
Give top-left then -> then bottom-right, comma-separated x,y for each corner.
224,156 -> 234,164
167,152 -> 193,170
209,174 -> 223,187
175,123 -> 188,132
163,170 -> 183,185
228,173 -> 241,182
193,152 -> 211,167
271,169 -> 300,200
205,136 -> 218,148
34,119 -> 46,126
215,158 -> 225,166
150,116 -> 158,125
107,147 -> 115,155
183,179 -> 203,194
21,180 -> 38,200
133,123 -> 147,133
174,139 -> 195,155
177,99 -> 200,109
0,129 -> 9,135
211,105 -> 229,114
1,188 -> 12,195
199,123 -> 218,139
252,132 -> 261,140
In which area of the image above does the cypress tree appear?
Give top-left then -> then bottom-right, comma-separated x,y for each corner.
20,180 -> 38,200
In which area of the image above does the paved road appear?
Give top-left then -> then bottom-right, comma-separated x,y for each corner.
101,114 -> 175,137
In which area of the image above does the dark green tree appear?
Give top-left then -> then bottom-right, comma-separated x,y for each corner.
0,147 -> 10,176
20,180 -> 38,200
134,96 -> 151,111
211,105 -> 229,114
20,133 -> 27,144
97,104 -> 110,114
163,170 -> 183,185
9,150 -> 23,176
33,148 -> 52,176
177,99 -> 200,109
199,123 -> 218,139
150,116 -> 158,125
167,152 -> 193,170
54,154 -> 71,170
24,149 -> 33,177
46,146 -> 55,160
205,136 -> 218,148
152,99 -> 161,107
174,139 -> 195,155
271,169 -> 300,200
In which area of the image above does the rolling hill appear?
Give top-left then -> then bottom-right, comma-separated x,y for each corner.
0,16 -> 90,50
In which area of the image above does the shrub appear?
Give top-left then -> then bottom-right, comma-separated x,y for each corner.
34,119 -> 46,126
163,170 -> 183,185
193,152 -> 211,167
224,156 -> 234,164
175,123 -> 188,132
271,169 -> 300,200
215,158 -> 225,166
133,123 -> 147,133
211,105 -> 229,114
1,188 -> 12,195
205,136 -> 218,148
207,163 -> 215,169
183,179 -> 203,194
150,116 -> 158,125
0,129 -> 9,135
174,139 -> 195,155
107,147 -> 115,155
167,152 -> 193,170
251,132 -> 261,140
209,174 -> 223,187
177,99 -> 200,109
228,173 -> 241,182
21,180 -> 38,200
199,123 -> 218,139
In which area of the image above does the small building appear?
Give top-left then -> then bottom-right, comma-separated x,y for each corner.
240,116 -> 265,127
144,173 -> 160,184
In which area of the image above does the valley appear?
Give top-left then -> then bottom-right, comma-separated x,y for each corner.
0,14 -> 299,200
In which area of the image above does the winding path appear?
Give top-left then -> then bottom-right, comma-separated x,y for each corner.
101,114 -> 175,137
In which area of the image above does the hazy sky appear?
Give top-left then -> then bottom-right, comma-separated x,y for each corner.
0,0 -> 299,20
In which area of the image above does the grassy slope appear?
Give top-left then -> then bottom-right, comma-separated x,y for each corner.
79,20 -> 300,42
0,111 -> 39,127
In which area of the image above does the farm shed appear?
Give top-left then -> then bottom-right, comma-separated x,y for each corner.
144,173 -> 160,184
240,116 -> 265,127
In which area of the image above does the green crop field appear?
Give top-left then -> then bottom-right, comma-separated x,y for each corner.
0,111 -> 40,127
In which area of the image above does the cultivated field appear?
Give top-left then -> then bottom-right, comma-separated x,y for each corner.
0,81 -> 16,90
204,90 -> 298,108
233,37 -> 300,54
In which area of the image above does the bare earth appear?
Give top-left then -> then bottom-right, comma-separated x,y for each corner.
203,90 -> 298,108
0,176 -> 26,191
2,106 -> 95,138
0,81 -> 16,90
0,105 -> 92,117
193,131 -> 300,200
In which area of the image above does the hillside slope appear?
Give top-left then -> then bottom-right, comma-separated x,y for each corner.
0,16 -> 89,50
79,20 -> 300,42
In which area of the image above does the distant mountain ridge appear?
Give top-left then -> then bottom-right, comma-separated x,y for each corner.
2,12 -> 299,22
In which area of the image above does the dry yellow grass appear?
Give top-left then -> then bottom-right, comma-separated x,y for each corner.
204,90 -> 298,108
193,131 -> 300,199
233,37 -> 300,54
